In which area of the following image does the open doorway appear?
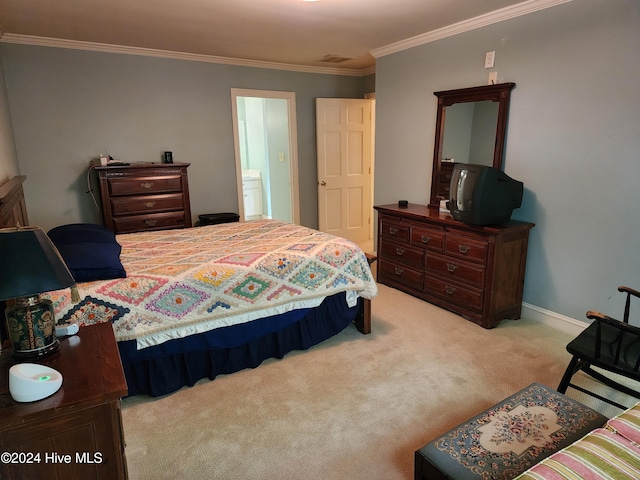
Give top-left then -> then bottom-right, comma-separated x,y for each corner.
231,89 -> 300,224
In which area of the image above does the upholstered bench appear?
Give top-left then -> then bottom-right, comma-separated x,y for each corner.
415,383 -> 608,480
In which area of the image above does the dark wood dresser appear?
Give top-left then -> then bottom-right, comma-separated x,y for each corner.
0,322 -> 128,480
95,162 -> 192,234
374,203 -> 534,328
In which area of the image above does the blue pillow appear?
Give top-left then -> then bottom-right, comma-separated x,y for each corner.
48,223 -> 117,245
47,224 -> 126,282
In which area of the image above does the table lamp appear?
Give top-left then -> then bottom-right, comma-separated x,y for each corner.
0,226 -> 77,359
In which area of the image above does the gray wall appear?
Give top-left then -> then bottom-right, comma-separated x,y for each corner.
0,45 -> 365,229
374,0 -> 640,323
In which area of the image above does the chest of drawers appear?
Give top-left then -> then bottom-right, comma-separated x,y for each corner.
375,203 -> 534,329
437,161 -> 458,198
96,163 -> 192,234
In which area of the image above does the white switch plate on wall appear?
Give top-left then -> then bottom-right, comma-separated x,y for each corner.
485,51 -> 495,69
488,72 -> 498,84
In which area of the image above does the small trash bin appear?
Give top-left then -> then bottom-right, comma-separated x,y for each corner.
197,213 -> 240,226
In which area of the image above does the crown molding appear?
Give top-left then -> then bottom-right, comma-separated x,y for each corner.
371,0 -> 575,59
0,0 -> 572,76
360,66 -> 376,76
0,33 -> 374,77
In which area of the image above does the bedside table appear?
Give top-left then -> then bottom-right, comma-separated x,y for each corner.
0,322 -> 128,480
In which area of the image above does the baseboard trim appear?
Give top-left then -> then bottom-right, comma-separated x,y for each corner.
522,302 -> 587,336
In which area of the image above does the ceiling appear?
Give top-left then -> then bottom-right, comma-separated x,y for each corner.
0,0 -> 553,73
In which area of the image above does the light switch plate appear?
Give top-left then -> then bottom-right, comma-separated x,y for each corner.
485,51 -> 495,69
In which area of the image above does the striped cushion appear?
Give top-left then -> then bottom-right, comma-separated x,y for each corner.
516,428 -> 640,479
606,402 -> 640,445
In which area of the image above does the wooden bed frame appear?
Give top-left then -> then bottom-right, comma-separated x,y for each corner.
0,176 -> 371,334
0,176 -> 29,229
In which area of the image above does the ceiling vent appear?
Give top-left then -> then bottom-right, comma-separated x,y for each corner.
319,54 -> 354,63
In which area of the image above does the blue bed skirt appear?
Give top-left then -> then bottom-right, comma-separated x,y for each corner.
118,292 -> 359,397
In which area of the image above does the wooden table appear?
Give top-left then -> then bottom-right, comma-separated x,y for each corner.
0,322 -> 128,479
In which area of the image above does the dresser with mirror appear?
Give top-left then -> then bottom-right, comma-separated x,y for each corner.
375,82 -> 535,329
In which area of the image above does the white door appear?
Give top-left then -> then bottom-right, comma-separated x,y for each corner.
316,98 -> 373,242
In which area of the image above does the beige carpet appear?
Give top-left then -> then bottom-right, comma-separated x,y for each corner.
121,283 -> 633,480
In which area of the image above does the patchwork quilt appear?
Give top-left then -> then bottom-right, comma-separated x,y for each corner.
49,220 -> 377,349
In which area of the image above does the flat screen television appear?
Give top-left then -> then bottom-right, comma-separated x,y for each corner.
447,164 -> 523,226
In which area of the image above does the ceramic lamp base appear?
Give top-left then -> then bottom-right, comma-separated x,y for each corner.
5,295 -> 60,360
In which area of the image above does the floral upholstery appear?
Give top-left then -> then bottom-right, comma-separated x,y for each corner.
415,383 -> 608,480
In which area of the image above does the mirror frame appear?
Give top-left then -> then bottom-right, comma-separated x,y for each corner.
429,82 -> 516,208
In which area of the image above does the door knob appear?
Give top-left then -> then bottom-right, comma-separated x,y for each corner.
319,181 -> 326,186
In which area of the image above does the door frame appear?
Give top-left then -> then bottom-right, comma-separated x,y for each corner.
364,92 -> 376,243
230,88 -> 300,224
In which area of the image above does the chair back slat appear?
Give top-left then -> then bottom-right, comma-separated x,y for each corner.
624,290 -> 631,324
594,315 -> 640,373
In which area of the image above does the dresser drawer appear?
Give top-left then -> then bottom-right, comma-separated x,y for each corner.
112,211 -> 188,234
411,225 -> 445,252
438,180 -> 451,197
380,240 -> 424,268
111,193 -> 185,216
426,252 -> 485,289
445,233 -> 488,264
108,175 -> 184,196
437,163 -> 457,197
379,260 -> 423,290
380,218 -> 410,243
425,275 -> 483,312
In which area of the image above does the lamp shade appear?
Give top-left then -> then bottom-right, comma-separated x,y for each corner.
0,227 -> 76,301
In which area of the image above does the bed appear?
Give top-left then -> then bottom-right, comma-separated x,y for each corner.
0,176 -> 377,397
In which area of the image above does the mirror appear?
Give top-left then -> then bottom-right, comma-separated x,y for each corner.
429,82 -> 515,208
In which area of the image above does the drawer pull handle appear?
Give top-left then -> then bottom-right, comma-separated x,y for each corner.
445,285 -> 457,295
395,247 -> 405,256
144,219 -> 158,227
458,244 -> 470,254
144,201 -> 156,208
141,182 -> 154,189
388,227 -> 398,235
421,235 -> 430,244
446,263 -> 458,272
394,267 -> 404,275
